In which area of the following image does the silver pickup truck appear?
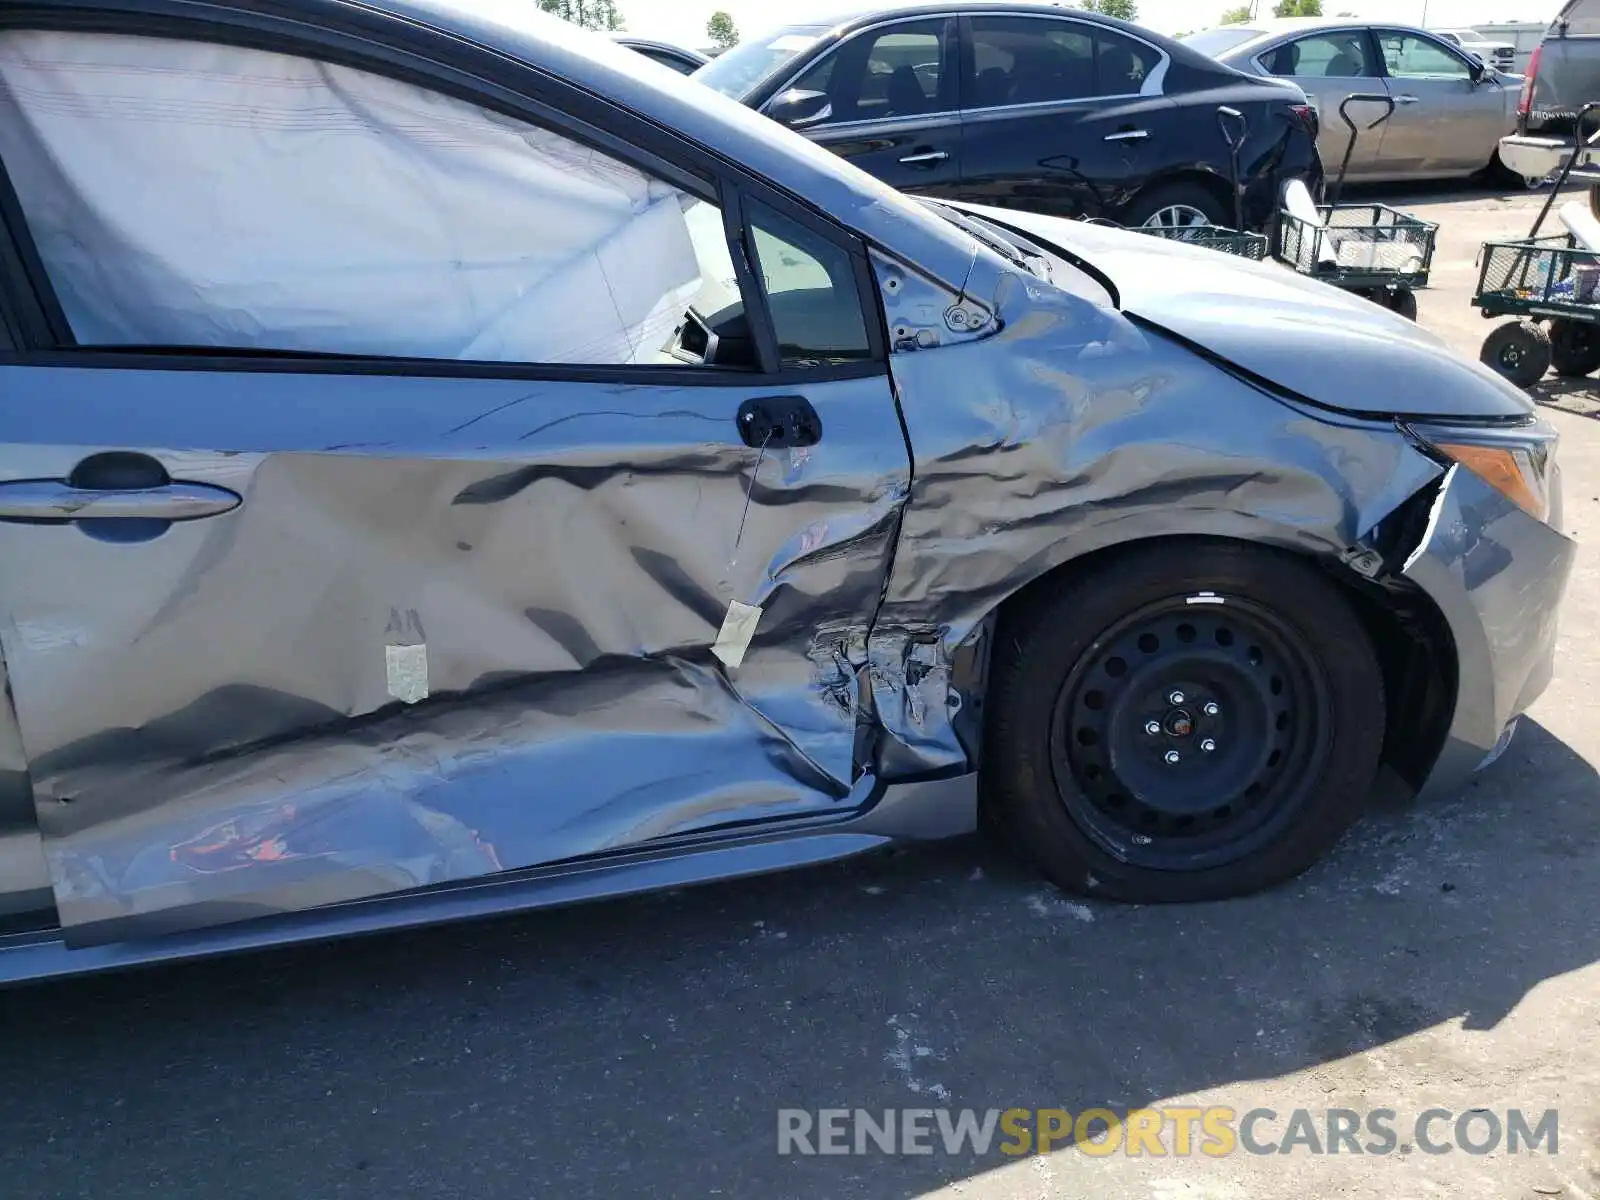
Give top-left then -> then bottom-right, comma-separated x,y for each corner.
1498,0 -> 1600,199
1436,28 -> 1518,74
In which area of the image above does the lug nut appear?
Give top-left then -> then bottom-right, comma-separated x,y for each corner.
1168,690 -> 1186,705
1164,750 -> 1181,764
1200,738 -> 1217,753
1144,721 -> 1161,736
1203,702 -> 1219,717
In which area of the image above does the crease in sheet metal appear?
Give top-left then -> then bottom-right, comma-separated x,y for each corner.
862,248 -> 1446,778
0,364 -> 911,943
0,233 -> 1541,947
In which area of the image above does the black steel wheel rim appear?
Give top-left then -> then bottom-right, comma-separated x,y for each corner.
1048,595 -> 1334,872
1499,340 -> 1525,369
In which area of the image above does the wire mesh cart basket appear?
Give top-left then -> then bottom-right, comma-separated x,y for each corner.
1137,223 -> 1269,259
1132,106 -> 1269,260
1274,94 -> 1439,320
1473,101 -> 1600,387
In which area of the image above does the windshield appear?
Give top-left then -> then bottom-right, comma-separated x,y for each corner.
1180,27 -> 1264,58
693,26 -> 830,98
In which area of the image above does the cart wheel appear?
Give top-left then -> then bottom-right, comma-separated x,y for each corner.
1480,320 -> 1552,388
1548,318 -> 1600,377
1385,288 -> 1418,321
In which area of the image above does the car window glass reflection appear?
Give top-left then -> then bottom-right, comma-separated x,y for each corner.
1265,33 -> 1380,78
1382,34 -> 1472,80
968,18 -> 1159,106
748,201 -> 872,367
791,20 -> 949,123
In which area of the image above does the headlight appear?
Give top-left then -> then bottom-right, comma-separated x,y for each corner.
1413,425 -> 1556,523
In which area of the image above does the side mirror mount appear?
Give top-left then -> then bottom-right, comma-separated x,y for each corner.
768,88 -> 832,129
1469,57 -> 1488,83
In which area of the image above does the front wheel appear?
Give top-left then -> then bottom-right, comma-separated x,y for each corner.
985,542 -> 1385,903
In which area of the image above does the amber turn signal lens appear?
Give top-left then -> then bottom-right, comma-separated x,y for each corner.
1434,442 -> 1548,521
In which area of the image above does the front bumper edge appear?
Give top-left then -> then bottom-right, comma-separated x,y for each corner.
1402,461 -> 1573,801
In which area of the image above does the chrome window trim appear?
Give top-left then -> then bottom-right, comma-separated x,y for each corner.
760,8 -> 1169,132
806,110 -> 963,138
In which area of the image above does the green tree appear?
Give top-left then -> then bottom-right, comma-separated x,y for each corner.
1271,0 -> 1323,15
1219,5 -> 1253,23
1078,0 -> 1139,19
706,10 -> 739,48
537,0 -> 624,31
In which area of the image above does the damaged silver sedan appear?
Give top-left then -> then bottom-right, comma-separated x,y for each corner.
0,0 -> 1573,982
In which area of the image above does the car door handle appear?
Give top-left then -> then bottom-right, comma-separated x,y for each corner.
898,149 -> 949,165
0,479 -> 242,521
1103,129 -> 1149,142
1395,94 -> 1420,104
736,395 -> 822,449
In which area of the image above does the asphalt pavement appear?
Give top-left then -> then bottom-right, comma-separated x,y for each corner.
1,183 -> 1596,1200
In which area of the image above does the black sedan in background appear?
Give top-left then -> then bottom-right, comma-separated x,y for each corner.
694,2 -> 1323,231
613,35 -> 709,74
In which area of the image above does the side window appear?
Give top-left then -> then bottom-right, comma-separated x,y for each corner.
747,202 -> 871,367
0,29 -> 759,368
1094,29 -> 1161,96
1262,32 -> 1380,78
791,20 -> 949,123
966,18 -> 1158,108
970,17 -> 1095,105
1379,33 -> 1473,80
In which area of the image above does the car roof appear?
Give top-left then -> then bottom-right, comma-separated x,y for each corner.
1225,16 -> 1370,33
734,0 -> 1232,78
736,0 -> 1160,31
1204,17 -> 1443,50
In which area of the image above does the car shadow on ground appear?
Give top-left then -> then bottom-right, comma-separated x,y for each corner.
1532,374 -> 1600,418
0,721 -> 1594,1200
1345,178 -> 1570,208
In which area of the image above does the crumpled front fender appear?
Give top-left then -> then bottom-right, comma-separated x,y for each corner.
867,262 -> 1448,781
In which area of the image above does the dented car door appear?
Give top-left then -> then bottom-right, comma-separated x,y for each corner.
0,25 -> 909,943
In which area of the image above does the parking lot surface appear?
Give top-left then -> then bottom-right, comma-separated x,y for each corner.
1,185 -> 1596,1200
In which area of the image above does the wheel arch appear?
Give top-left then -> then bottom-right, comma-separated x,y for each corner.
1119,167 -> 1233,223
962,527 -> 1457,802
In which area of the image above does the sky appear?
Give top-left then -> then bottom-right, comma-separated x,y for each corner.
617,0 -> 1562,48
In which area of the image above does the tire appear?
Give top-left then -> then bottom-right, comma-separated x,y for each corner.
985,541 -> 1385,903
1385,287 -> 1418,321
1484,148 -> 1541,190
1479,319 -> 1552,387
1590,184 -> 1600,222
1548,318 -> 1600,377
1121,181 -> 1229,233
